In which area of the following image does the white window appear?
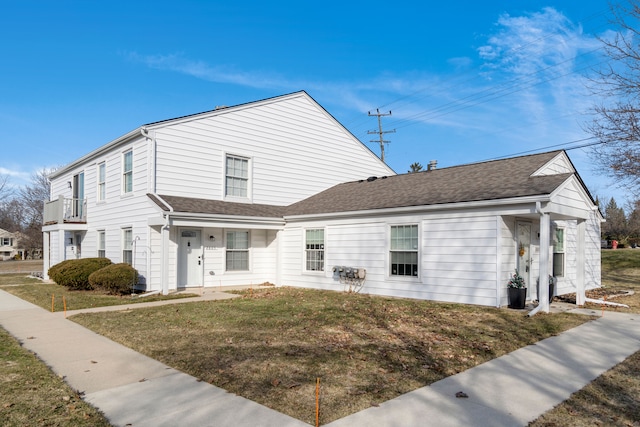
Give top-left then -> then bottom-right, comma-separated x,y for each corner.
225,155 -> 249,198
97,162 -> 106,201
122,228 -> 132,264
553,228 -> 565,277
305,229 -> 325,271
1,238 -> 11,246
390,224 -> 419,277
226,230 -> 249,271
97,230 -> 106,258
122,150 -> 133,194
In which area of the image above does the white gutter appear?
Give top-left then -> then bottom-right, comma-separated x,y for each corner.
528,202 -> 550,317
285,195 -> 551,222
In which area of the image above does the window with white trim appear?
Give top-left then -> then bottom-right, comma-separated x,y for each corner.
97,162 -> 106,201
390,224 -> 419,277
1,238 -> 11,246
97,230 -> 106,258
122,150 -> 133,194
553,228 -> 565,277
305,229 -> 325,271
122,228 -> 132,264
225,155 -> 249,197
226,230 -> 249,271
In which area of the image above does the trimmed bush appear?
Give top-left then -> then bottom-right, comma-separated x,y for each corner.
89,263 -> 138,295
48,258 -> 113,290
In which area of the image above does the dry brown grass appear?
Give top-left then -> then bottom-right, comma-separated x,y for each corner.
71,288 -> 590,424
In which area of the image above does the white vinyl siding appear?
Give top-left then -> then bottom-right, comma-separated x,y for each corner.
122,150 -> 133,194
97,162 -> 106,201
226,230 -> 249,271
225,155 -> 249,198
390,224 -> 418,277
305,228 -> 324,271
122,228 -> 132,264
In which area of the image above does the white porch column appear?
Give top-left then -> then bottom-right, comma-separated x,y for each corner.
42,232 -> 50,280
58,230 -> 66,262
161,222 -> 170,295
576,219 -> 586,306
538,212 -> 550,313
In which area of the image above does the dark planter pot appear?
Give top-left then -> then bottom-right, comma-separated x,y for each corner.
508,287 -> 527,309
536,279 -> 556,303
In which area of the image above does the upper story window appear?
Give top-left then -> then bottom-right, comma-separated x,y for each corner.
225,155 -> 249,198
390,224 -> 419,277
553,228 -> 565,277
97,162 -> 106,201
122,150 -> 133,194
226,230 -> 249,271
1,238 -> 11,246
305,229 -> 325,271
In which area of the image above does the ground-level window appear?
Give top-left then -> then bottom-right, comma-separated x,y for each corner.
122,228 -> 132,264
225,155 -> 249,198
390,224 -> 419,277
305,229 -> 325,271
553,227 -> 565,277
226,230 -> 249,271
97,230 -> 106,258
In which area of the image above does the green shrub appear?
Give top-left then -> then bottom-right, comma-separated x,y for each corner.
48,258 -> 113,290
89,263 -> 138,295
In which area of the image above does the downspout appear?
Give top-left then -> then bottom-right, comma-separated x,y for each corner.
529,202 -> 550,317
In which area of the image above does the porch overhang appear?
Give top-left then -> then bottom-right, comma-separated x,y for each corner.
148,213 -> 285,230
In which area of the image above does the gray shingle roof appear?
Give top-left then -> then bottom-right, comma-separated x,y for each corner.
148,194 -> 286,218
285,151 -> 573,216
149,151 -> 576,219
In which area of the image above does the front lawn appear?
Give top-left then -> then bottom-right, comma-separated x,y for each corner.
71,288 -> 590,424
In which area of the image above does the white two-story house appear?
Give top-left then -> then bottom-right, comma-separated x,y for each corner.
43,91 -> 602,310
42,91 -> 394,294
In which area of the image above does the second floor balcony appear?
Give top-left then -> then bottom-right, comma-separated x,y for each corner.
43,196 -> 87,225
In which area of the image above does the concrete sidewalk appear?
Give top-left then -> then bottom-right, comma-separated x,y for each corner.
1,289 -> 639,427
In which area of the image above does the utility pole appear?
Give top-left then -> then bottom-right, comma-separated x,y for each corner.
368,109 -> 395,162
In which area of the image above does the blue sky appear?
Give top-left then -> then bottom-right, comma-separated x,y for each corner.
0,1 -> 631,205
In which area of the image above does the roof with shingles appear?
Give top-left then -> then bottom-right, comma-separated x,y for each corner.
148,194 -> 286,218
149,151 -> 579,218
285,151 -> 573,216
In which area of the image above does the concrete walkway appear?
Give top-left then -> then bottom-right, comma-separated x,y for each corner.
1,289 -> 639,427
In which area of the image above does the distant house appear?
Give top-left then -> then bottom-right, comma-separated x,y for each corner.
42,91 -> 602,311
0,229 -> 23,260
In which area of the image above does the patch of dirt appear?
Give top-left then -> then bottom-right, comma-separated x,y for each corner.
555,288 -> 633,304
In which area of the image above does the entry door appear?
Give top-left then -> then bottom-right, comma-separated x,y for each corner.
179,230 -> 203,287
72,172 -> 84,219
516,221 -> 532,294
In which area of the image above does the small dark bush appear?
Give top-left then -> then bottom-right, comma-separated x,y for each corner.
89,263 -> 138,295
48,258 -> 113,290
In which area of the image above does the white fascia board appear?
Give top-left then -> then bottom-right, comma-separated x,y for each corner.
285,195 -> 551,222
49,128 -> 143,179
42,223 -> 89,232
167,212 -> 285,229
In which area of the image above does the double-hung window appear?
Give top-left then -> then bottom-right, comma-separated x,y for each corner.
390,224 -> 419,277
1,238 -> 11,246
553,228 -> 565,277
97,230 -> 106,258
122,228 -> 133,265
226,231 -> 249,271
305,229 -> 325,271
97,162 -> 106,201
225,155 -> 249,198
122,150 -> 133,194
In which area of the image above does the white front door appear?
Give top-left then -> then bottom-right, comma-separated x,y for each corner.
516,221 -> 532,298
179,229 -> 203,287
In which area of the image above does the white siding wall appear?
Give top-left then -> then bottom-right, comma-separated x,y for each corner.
281,214 -> 503,306
154,94 -> 392,204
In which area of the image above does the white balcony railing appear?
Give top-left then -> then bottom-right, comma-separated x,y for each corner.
43,196 -> 87,225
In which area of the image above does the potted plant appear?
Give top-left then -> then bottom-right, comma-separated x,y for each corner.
507,270 -> 527,309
